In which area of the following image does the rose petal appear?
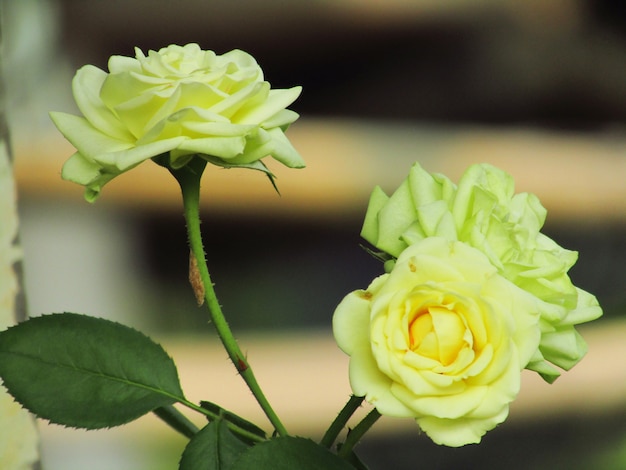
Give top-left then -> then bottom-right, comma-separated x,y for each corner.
333,290 -> 377,356
234,87 -> 302,125
105,137 -> 187,171
350,347 -> 414,418
539,327 -> 588,370
261,109 -> 300,130
61,152 -> 104,185
178,136 -> 247,160
263,127 -> 305,168
49,112 -> 134,162
72,65 -> 134,141
361,186 -> 389,247
417,405 -> 509,447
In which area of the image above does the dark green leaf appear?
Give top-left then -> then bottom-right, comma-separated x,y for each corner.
232,437 -> 356,470
0,312 -> 184,429
200,400 -> 266,444
344,450 -> 369,470
179,420 -> 250,470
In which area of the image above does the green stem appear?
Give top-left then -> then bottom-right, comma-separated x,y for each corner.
171,158 -> 288,437
176,397 -> 266,443
320,395 -> 364,448
153,405 -> 199,439
337,408 -> 381,459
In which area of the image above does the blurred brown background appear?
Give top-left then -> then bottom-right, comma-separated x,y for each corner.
4,1 -> 626,469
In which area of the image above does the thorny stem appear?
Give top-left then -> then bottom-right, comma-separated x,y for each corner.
338,408 -> 381,459
320,395 -> 364,449
171,157 -> 288,437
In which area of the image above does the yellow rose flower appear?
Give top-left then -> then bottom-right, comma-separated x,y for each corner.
333,237 -> 541,446
50,44 -> 304,201
361,163 -> 602,382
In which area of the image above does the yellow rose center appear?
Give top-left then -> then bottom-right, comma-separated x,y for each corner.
409,306 -> 466,366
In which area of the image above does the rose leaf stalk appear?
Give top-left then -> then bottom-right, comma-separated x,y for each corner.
337,408 -> 381,459
169,156 -> 288,438
320,394 -> 364,449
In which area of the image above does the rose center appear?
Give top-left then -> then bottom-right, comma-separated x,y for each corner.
408,307 -> 466,365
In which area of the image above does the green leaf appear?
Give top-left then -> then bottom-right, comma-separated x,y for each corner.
200,400 -> 266,444
0,312 -> 184,429
231,437 -> 357,470
343,450 -> 369,470
179,420 -> 250,470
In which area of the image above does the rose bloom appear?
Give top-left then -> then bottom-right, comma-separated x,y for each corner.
50,44 -> 304,201
333,237 -> 542,446
360,163 -> 602,382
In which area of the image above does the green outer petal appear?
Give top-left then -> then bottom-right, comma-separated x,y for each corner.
61,152 -> 103,185
49,112 -> 134,161
224,130 -> 273,165
60,153 -> 118,202
525,351 -> 561,384
264,127 -> 305,168
104,137 -> 187,171
560,289 -> 603,326
361,186 -> 389,246
177,136 -> 247,160
84,174 -> 118,203
235,87 -> 302,125
406,162 -> 451,206
452,164 -> 514,230
375,180 -> 416,257
539,327 -> 588,371
182,120 -> 256,137
210,81 -> 267,118
262,109 -> 299,129
72,65 -> 134,141
415,200 -> 456,239
61,154 -> 117,203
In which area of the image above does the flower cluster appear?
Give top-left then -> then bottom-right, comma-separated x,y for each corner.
333,163 -> 602,446
50,44 -> 304,202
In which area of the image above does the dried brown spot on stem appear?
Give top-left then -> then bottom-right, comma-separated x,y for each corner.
189,250 -> 205,306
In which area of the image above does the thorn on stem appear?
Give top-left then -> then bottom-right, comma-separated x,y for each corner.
236,356 -> 248,373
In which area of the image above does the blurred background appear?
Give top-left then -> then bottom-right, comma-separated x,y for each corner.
3,0 -> 626,468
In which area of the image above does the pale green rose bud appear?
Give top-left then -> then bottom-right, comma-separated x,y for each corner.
361,163 -> 602,382
50,44 -> 304,201
333,237 -> 542,446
